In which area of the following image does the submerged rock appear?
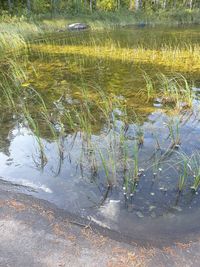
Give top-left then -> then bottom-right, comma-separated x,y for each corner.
67,23 -> 89,31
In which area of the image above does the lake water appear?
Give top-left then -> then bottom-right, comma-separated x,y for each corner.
1,25 -> 200,245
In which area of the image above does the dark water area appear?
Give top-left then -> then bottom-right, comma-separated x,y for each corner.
1,25 -> 200,244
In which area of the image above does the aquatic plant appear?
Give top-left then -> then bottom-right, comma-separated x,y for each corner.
143,72 -> 195,110
175,151 -> 190,193
128,141 -> 140,195
0,32 -> 27,58
121,141 -> 141,199
133,142 -> 139,180
143,72 -> 155,103
178,159 -> 187,192
158,73 -> 194,109
166,117 -> 181,149
30,40 -> 200,74
189,152 -> 200,192
0,59 -> 28,108
122,143 -> 129,194
1,19 -> 200,212
23,106 -> 47,168
134,123 -> 144,147
98,147 -> 116,187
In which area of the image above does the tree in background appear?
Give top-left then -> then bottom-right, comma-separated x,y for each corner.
0,0 -> 200,14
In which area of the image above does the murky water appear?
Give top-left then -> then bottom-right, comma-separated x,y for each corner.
1,25 -> 200,244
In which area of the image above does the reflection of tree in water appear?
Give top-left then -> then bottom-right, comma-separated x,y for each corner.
0,112 -> 15,156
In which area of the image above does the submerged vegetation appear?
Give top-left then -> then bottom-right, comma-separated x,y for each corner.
0,4 -> 200,220
1,51 -> 200,202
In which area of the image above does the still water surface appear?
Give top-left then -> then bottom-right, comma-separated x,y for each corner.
1,25 -> 200,244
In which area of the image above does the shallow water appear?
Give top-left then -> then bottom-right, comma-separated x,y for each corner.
1,25 -> 200,243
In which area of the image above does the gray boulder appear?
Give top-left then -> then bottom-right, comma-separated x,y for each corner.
67,23 -> 89,31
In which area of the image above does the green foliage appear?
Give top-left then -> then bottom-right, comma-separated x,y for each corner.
0,0 -> 200,18
97,0 -> 117,11
32,0 -> 50,13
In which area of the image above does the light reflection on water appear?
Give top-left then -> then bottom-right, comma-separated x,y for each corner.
1,26 -> 200,243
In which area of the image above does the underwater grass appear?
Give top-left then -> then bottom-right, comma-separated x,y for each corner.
30,41 -> 200,74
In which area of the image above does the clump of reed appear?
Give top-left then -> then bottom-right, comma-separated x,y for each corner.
121,140 -> 143,202
0,32 -> 27,58
178,155 -> 188,193
143,72 -> 155,103
23,105 -> 47,168
0,18 -> 41,59
0,58 -> 65,169
188,152 -> 200,192
0,58 -> 28,108
159,73 -> 194,109
98,146 -> 117,187
175,151 -> 200,193
166,116 -> 181,149
144,72 -> 194,110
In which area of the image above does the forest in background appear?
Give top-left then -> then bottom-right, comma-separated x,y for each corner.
1,0 -> 200,15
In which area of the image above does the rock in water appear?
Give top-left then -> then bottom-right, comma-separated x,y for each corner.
67,23 -> 89,31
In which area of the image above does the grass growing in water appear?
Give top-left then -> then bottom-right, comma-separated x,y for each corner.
166,117 -> 181,149
1,24 -> 200,211
159,73 -> 194,109
23,106 -> 47,168
144,73 -> 195,110
178,156 -> 188,192
31,42 -> 200,74
189,152 -> 200,192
